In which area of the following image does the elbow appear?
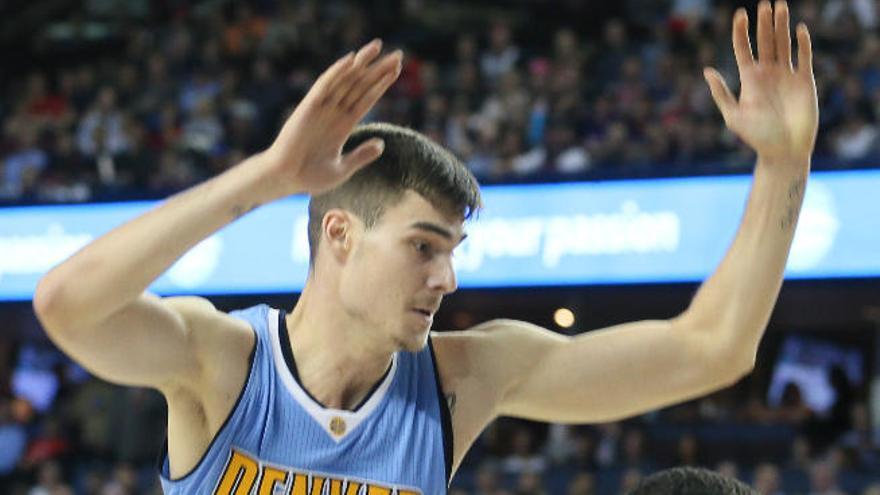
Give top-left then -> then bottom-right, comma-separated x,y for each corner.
33,276 -> 77,337
674,312 -> 758,388
718,353 -> 756,387
33,278 -> 64,335
707,343 -> 757,390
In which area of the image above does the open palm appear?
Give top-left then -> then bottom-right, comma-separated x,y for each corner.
704,0 -> 818,162
266,39 -> 403,196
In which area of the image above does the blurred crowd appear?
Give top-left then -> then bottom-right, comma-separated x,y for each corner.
2,0 -> 880,205
1,336 -> 879,494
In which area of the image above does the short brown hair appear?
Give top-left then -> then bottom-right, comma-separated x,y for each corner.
307,123 -> 482,265
627,467 -> 758,495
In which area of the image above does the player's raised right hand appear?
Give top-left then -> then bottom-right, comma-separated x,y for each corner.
264,39 -> 402,196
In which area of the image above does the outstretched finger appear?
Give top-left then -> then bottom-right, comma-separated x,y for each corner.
340,138 -> 385,174
341,51 -> 402,111
757,0 -> 775,63
312,52 -> 355,103
354,38 -> 383,67
350,67 -> 401,120
775,0 -> 792,70
327,39 -> 384,108
732,9 -> 755,69
796,23 -> 813,78
703,67 -> 738,127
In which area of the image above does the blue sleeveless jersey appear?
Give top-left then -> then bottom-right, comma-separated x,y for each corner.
159,304 -> 452,494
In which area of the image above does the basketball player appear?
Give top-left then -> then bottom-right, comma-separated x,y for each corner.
33,1 -> 817,493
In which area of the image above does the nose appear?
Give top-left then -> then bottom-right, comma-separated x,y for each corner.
427,256 -> 457,294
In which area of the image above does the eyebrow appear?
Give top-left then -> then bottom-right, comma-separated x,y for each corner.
409,221 -> 468,245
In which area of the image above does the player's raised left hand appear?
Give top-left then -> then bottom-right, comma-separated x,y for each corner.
703,0 -> 818,165
265,39 -> 403,196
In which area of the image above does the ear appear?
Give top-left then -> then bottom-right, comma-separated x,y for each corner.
321,209 -> 355,263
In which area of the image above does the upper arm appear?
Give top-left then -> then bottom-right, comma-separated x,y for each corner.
442,316 -> 748,426
37,292 -> 253,393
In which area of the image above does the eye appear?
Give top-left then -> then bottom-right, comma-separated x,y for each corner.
412,240 -> 433,257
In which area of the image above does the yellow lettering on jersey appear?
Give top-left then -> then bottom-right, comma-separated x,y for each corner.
344,481 -> 362,495
214,450 -> 259,495
309,476 -> 326,495
214,448 -> 423,495
258,466 -> 289,495
325,479 -> 342,495
288,473 -> 308,495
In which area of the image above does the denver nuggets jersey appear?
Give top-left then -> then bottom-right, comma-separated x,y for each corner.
159,304 -> 452,494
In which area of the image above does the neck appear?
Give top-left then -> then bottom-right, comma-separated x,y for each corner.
284,281 -> 395,411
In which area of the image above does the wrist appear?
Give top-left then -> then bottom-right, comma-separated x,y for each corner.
239,151 -> 303,202
755,150 -> 812,177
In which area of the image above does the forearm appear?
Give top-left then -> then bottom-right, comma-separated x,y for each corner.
682,153 -> 809,365
34,152 -> 287,331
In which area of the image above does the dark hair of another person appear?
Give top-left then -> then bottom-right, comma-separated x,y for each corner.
307,123 -> 482,265
626,467 -> 758,495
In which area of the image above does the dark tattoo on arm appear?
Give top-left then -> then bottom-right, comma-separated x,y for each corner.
230,203 -> 260,220
445,393 -> 457,415
780,176 -> 806,231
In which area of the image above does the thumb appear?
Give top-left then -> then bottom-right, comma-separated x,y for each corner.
703,67 -> 737,127
340,138 -> 385,174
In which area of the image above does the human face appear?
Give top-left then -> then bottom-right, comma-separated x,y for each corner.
338,191 -> 466,352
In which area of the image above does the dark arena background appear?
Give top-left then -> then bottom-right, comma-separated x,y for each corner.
2,0 -> 880,494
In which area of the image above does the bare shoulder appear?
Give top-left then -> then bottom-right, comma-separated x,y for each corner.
160,296 -> 255,397
162,298 -> 257,478
431,319 -> 565,379
430,320 -> 567,472
163,296 -> 255,362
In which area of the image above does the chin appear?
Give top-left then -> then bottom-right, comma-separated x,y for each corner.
396,328 -> 430,353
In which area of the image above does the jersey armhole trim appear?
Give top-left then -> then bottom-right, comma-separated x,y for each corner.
427,335 -> 454,486
157,313 -> 259,483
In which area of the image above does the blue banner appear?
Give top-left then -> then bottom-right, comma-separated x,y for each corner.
1,170 -> 878,301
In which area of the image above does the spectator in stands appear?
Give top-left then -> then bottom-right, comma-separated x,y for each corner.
675,433 -> 702,467
0,397 -> 28,483
1,124 -> 47,200
831,111 -> 878,160
27,459 -> 72,495
480,21 -> 519,86
514,470 -> 547,495
62,379 -> 120,463
809,459 -> 846,495
18,416 -> 69,470
747,382 -> 813,425
751,462 -> 783,495
40,131 -> 92,203
788,434 -> 814,472
76,87 -> 129,161
838,402 -> 880,471
715,460 -> 739,482
621,428 -> 653,472
542,424 -> 577,466
566,472 -> 595,495
863,483 -> 880,495
595,422 -> 623,468
619,467 -> 645,494
503,426 -> 547,474
473,462 -> 502,495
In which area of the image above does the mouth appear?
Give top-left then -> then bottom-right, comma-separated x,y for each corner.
411,308 -> 434,321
